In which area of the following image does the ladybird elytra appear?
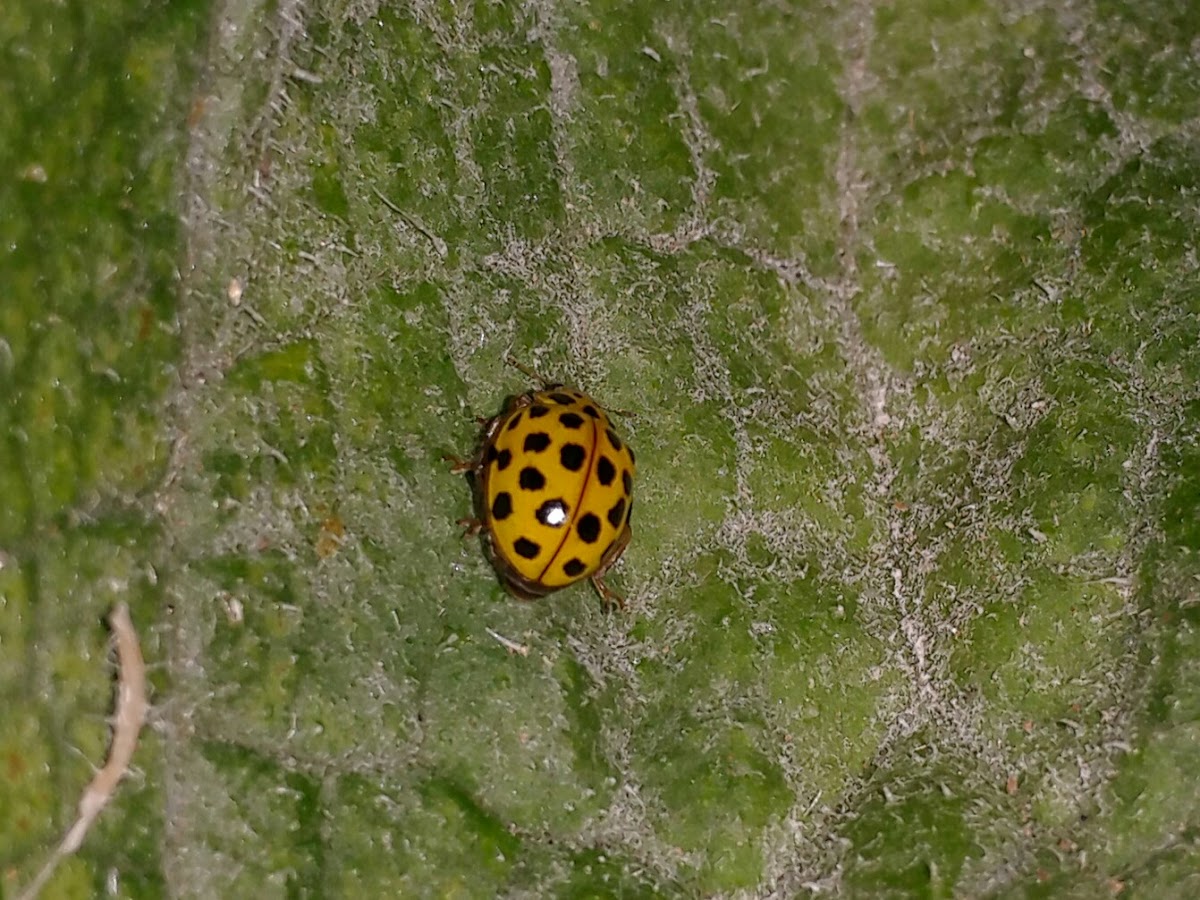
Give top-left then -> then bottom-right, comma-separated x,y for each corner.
448,363 -> 635,608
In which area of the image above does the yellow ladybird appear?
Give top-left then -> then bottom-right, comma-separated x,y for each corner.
448,360 -> 636,608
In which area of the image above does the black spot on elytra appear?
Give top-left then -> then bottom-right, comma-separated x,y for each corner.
605,427 -> 623,451
628,446 -> 636,466
519,466 -> 546,491
622,470 -> 632,496
506,413 -> 522,431
535,498 -> 569,527
514,537 -> 540,559
607,497 -> 626,529
549,392 -> 575,405
558,412 -> 584,429
563,558 -> 586,577
560,443 -> 586,472
528,404 -> 550,418
496,448 -> 513,471
492,492 -> 513,520
597,456 -> 616,486
582,404 -> 600,418
523,432 -> 551,453
577,513 -> 601,544
486,445 -> 498,464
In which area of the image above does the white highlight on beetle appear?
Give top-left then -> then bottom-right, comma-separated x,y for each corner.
17,603 -> 147,900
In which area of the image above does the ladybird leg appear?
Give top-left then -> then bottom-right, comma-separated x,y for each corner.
442,453 -> 478,475
589,523 -> 632,610
504,355 -> 555,387
603,406 -> 637,419
456,517 -> 484,537
443,407 -> 505,474
590,574 -> 626,611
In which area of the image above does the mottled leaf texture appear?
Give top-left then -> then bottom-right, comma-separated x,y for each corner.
4,0 -> 1200,897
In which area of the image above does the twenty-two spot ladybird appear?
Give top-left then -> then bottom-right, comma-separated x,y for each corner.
447,358 -> 636,608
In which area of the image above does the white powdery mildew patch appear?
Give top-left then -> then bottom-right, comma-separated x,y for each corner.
559,605 -> 710,889
755,0 -> 957,891
529,0 -> 593,232
676,292 -> 756,512
409,0 -> 487,203
955,329 -> 1186,895
543,39 -> 581,199
714,508 -> 819,587
659,27 -> 719,223
827,126 -> 937,748
574,778 -> 704,888
635,23 -> 722,256
476,235 -> 626,389
1050,2 -> 1161,168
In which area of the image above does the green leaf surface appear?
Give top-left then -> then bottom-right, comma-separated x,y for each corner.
4,0 -> 1200,896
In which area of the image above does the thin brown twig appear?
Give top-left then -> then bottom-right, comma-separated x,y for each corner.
17,603 -> 148,900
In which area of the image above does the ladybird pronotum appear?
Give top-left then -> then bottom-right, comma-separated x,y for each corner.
448,362 -> 636,608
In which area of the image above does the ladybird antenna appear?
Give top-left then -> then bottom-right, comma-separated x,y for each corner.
505,355 -> 552,386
